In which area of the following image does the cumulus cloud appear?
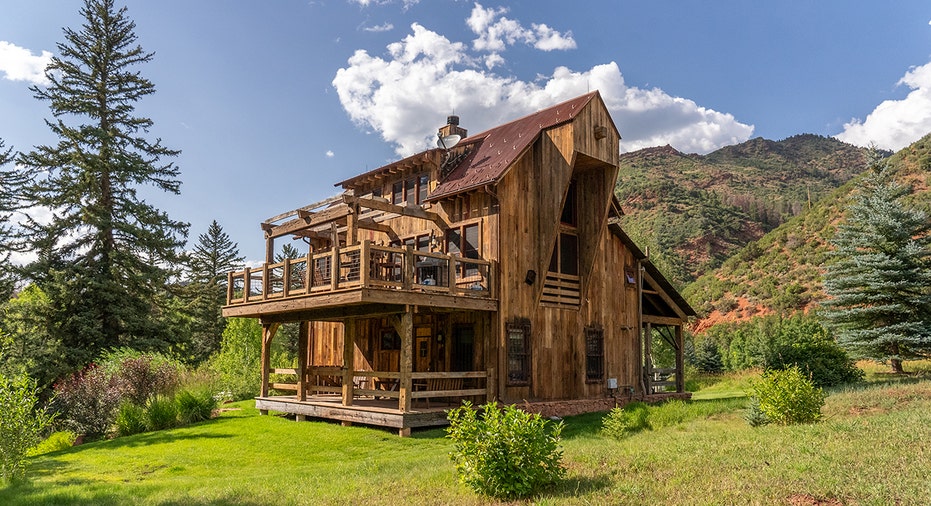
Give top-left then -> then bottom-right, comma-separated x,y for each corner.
0,41 -> 52,85
836,61 -> 931,151
326,150 -> 335,158
363,22 -> 394,33
332,23 -> 752,156
467,3 -> 575,65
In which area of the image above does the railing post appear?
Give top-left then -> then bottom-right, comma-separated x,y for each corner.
446,256 -> 454,294
361,241 -> 370,288
243,267 -> 251,303
331,246 -> 340,291
262,263 -> 270,300
304,252 -> 312,291
226,271 -> 233,304
283,259 -> 291,298
403,246 -> 414,290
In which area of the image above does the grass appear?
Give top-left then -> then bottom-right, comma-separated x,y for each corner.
4,365 -> 931,505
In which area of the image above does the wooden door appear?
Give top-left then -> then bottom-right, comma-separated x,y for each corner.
415,326 -> 432,372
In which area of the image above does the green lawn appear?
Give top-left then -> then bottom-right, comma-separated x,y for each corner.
4,369 -> 931,505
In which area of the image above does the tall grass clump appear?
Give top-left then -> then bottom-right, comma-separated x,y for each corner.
601,401 -> 650,439
447,402 -> 565,500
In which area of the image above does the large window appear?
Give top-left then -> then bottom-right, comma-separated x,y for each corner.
448,222 -> 480,277
507,318 -> 531,386
390,173 -> 430,206
585,325 -> 605,382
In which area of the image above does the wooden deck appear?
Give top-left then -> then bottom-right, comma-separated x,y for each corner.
223,241 -> 496,319
255,395 -> 458,435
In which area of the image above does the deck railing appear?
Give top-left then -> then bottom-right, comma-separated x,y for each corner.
226,240 -> 493,305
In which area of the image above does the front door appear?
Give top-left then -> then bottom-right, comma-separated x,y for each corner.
415,325 -> 432,372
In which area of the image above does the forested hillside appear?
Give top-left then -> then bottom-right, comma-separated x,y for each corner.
616,135 -> 870,289
682,133 -> 931,330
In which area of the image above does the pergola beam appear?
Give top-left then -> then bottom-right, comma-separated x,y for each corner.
343,195 -> 447,229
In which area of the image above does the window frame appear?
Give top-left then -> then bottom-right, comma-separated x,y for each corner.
585,325 -> 605,383
506,318 -> 532,386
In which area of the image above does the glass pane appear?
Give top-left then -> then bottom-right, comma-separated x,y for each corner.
463,224 -> 479,259
405,178 -> 416,205
447,229 -> 461,256
418,174 -> 429,204
392,181 -> 403,205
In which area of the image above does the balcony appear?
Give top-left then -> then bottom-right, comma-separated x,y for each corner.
223,241 -> 496,319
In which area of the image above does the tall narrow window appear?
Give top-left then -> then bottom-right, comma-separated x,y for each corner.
507,318 -> 531,386
585,325 -> 605,382
561,180 -> 577,225
405,178 -> 416,206
392,181 -> 404,205
417,174 -> 429,204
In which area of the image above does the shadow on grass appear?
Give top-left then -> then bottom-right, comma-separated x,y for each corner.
0,479 -> 271,506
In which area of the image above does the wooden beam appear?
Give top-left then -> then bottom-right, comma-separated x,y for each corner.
342,319 -> 356,406
641,314 -> 685,326
357,218 -> 396,236
267,205 -> 351,239
675,325 -> 685,393
397,308 -> 413,413
297,321 -> 309,401
260,323 -> 280,402
641,270 -> 688,320
343,194 -> 448,229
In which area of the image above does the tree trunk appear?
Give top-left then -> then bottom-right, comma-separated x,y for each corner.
890,358 -> 904,374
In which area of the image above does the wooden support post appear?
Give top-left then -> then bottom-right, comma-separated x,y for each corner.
243,267 -> 251,303
403,246 -> 414,290
486,367 -> 496,404
297,321 -> 309,401
675,325 -> 685,393
226,271 -> 233,304
347,203 -> 359,246
398,427 -> 411,437
265,235 -> 274,264
331,246 -> 340,291
259,323 -> 280,413
262,263 -> 270,299
283,259 -> 291,298
398,308 -> 413,413
342,319 -> 356,406
304,251 -> 312,290
361,240 -> 370,288
644,322 -> 652,394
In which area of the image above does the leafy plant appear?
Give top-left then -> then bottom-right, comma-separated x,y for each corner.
114,401 -> 147,437
208,318 -> 261,401
446,402 -> 565,500
601,402 -> 650,439
145,395 -> 179,432
0,373 -> 55,483
763,317 -> 864,387
176,388 -> 218,425
748,366 -> 825,425
52,364 -> 121,438
26,431 -> 76,457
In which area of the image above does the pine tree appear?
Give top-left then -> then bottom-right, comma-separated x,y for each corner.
17,0 -> 188,369
822,151 -> 931,373
0,140 -> 28,300
185,220 -> 243,362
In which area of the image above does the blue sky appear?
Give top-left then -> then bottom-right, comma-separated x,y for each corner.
2,1 -> 930,263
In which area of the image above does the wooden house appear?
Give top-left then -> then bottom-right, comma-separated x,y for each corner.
222,91 -> 695,435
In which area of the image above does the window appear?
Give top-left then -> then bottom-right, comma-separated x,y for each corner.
447,223 -> 479,259
389,173 -> 430,206
507,318 -> 531,385
561,180 -> 577,226
585,325 -> 605,382
549,232 -> 579,276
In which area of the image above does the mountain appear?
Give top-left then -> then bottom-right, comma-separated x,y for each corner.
682,133 -> 931,331
615,134 -> 869,289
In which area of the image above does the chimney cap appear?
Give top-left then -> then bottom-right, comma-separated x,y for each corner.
447,115 -> 459,126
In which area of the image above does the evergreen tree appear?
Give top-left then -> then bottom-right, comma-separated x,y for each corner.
0,140 -> 28,300
822,151 -> 931,373
185,221 -> 243,362
17,0 -> 188,370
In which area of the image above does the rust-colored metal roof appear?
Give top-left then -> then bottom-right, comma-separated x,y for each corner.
427,91 -> 599,201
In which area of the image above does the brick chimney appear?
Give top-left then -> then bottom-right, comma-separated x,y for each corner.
438,115 -> 467,139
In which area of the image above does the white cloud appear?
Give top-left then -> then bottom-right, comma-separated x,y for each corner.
325,150 -> 335,158
0,41 -> 52,85
467,3 -> 575,67
349,0 -> 420,9
363,22 -> 394,33
332,23 -> 753,156
836,61 -> 931,151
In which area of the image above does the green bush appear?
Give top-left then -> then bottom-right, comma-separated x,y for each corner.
601,402 -> 650,439
0,373 -> 55,483
176,388 -> 218,425
26,431 -> 76,457
763,317 -> 864,387
743,397 -> 770,427
145,395 -> 179,431
447,402 -> 565,500
748,366 -> 825,425
114,401 -> 147,437
208,318 -> 261,401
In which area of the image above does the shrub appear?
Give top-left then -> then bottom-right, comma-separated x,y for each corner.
176,388 -> 218,425
748,366 -> 825,425
763,317 -> 864,387
114,401 -> 147,437
26,431 -> 76,457
447,402 -> 565,500
208,318 -> 262,401
103,351 -> 182,405
691,339 -> 724,373
145,395 -> 179,431
601,402 -> 650,439
52,364 -> 121,438
0,374 -> 55,483
743,397 -> 770,427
